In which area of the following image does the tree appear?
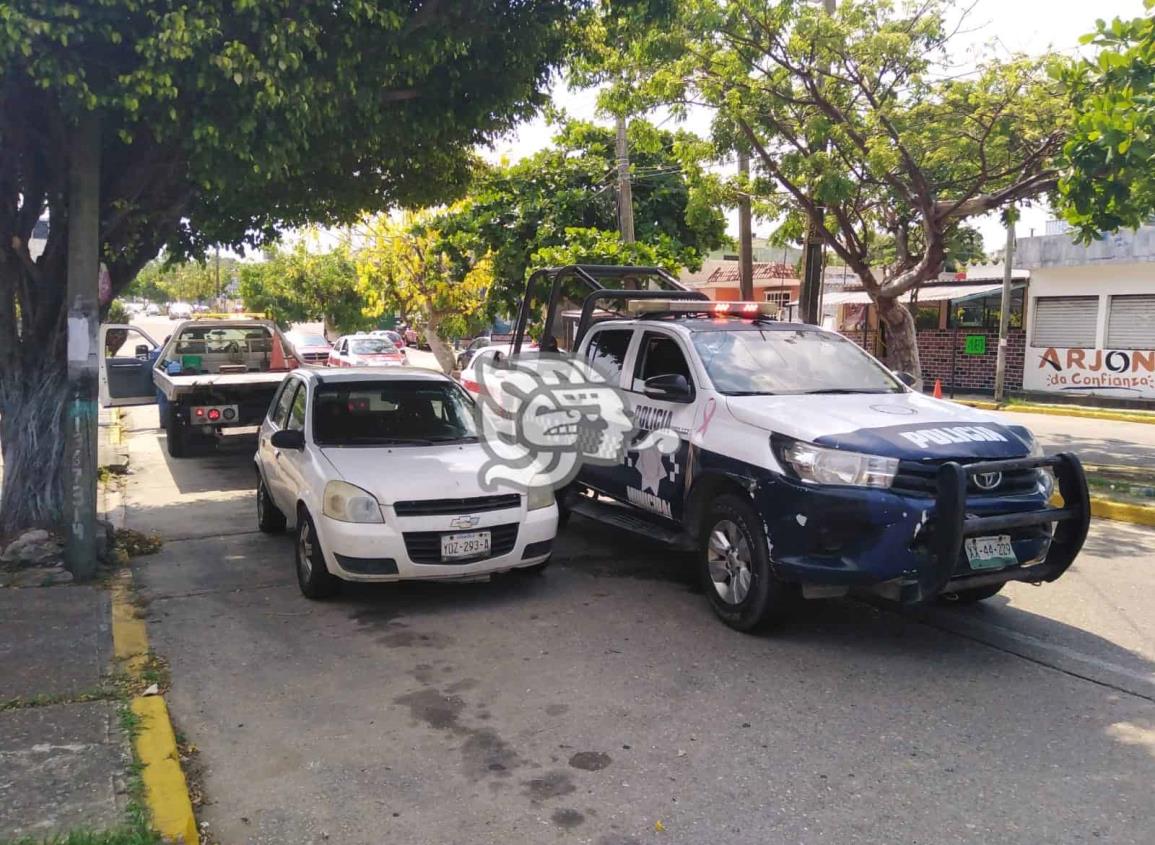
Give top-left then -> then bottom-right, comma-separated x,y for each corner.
1057,3 -> 1155,239
613,0 -> 1070,377
0,0 -> 608,532
439,117 -> 727,315
127,256 -> 239,304
357,213 -> 491,373
238,241 -> 366,337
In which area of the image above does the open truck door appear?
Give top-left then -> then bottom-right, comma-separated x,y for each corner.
99,324 -> 160,407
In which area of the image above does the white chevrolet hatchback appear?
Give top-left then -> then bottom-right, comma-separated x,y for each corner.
254,367 -> 558,598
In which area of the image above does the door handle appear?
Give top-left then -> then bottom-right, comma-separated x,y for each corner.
273,450 -> 282,459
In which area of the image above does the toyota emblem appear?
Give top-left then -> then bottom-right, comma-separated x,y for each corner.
973,472 -> 1002,491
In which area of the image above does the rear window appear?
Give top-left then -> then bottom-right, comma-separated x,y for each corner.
313,381 -> 477,446
350,339 -> 395,354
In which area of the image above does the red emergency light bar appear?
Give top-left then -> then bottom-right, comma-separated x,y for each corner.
627,299 -> 778,317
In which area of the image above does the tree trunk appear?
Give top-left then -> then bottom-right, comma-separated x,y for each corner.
0,354 -> 70,535
875,296 -> 922,386
423,311 -> 457,373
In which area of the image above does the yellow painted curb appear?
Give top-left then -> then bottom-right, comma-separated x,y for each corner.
132,696 -> 200,845
110,580 -> 200,845
1091,497 -> 1155,527
957,400 -> 1155,425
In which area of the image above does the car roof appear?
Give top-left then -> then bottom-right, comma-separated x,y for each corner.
589,317 -> 831,335
295,366 -> 449,384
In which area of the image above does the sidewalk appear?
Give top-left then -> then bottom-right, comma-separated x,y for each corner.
0,409 -> 158,843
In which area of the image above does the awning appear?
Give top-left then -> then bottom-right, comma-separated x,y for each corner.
796,282 -> 1024,308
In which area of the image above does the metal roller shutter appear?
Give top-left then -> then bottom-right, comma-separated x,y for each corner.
1106,295 -> 1155,349
1031,296 -> 1099,348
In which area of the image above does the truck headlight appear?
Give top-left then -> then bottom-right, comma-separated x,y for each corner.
774,436 -> 898,489
526,484 -> 555,511
322,481 -> 384,523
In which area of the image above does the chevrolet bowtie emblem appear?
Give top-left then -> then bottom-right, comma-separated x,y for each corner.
449,515 -> 482,529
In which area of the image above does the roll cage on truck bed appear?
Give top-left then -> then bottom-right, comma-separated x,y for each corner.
510,265 -> 1090,629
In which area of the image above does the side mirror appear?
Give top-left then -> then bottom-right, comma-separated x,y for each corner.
270,429 -> 305,450
135,344 -> 151,359
893,371 -> 918,388
643,373 -> 693,402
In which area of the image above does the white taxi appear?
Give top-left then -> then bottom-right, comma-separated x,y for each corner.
254,367 -> 557,598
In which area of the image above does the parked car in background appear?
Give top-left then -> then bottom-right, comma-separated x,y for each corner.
402,326 -> 422,348
145,303 -> 161,316
457,343 -> 536,396
455,336 -> 492,370
285,331 -> 333,365
328,334 -> 407,367
253,367 -> 558,597
370,329 -> 407,348
168,301 -> 193,320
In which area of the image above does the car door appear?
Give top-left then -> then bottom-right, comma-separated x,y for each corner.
260,377 -> 302,511
621,330 -> 699,522
99,324 -> 160,407
577,327 -> 637,500
275,380 -> 311,511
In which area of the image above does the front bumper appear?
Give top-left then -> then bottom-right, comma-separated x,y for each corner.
756,453 -> 1090,603
313,503 -> 558,582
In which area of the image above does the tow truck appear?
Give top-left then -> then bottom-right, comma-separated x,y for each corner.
511,265 -> 1090,631
98,318 -> 302,457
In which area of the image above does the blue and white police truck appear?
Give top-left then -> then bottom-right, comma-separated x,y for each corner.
512,266 -> 1090,632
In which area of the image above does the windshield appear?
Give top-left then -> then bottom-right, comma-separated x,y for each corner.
313,381 -> 478,446
290,334 -> 328,347
350,339 -> 394,354
691,328 -> 902,395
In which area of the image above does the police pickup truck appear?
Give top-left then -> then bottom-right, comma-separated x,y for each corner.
512,266 -> 1090,631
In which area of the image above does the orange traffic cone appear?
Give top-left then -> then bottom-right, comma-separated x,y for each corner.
933,378 -> 943,399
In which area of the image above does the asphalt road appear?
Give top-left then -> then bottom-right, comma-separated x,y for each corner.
119,404 -> 1155,845
992,410 -> 1155,470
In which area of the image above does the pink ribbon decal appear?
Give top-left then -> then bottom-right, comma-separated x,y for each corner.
696,397 -> 717,437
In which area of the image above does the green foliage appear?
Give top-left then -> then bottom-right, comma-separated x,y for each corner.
357,213 -> 491,371
438,117 -> 726,315
238,241 -> 365,335
601,0 -> 1069,375
106,300 -> 129,324
126,257 -> 236,304
530,226 -> 684,272
1058,1 -> 1155,239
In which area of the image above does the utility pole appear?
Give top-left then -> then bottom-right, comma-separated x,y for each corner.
615,115 -> 635,243
737,151 -> 754,300
796,0 -> 837,324
214,246 -> 221,307
64,112 -> 101,581
994,211 -> 1015,403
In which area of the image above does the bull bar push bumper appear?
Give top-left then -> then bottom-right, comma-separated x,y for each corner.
919,452 -> 1090,601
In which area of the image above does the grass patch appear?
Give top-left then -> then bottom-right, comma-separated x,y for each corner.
0,688 -> 120,712
0,829 -> 161,845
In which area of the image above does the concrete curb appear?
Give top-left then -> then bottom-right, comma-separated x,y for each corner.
957,399 -> 1155,425
111,581 -> 200,845
1090,497 -> 1155,527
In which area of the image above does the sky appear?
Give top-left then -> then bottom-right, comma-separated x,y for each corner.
484,0 -> 1148,255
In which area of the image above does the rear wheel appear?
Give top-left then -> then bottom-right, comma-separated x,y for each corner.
295,509 -> 340,599
700,495 -> 789,632
257,477 -> 286,533
165,409 -> 187,458
938,582 -> 1005,604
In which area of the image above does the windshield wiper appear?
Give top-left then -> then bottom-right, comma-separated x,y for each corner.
322,437 -> 434,446
724,390 -> 778,396
426,434 -> 479,443
800,388 -> 896,395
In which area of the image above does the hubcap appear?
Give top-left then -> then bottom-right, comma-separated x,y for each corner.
297,521 -> 313,580
707,519 -> 753,605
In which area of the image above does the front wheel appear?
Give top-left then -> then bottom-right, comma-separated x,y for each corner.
295,510 -> 340,599
700,495 -> 789,632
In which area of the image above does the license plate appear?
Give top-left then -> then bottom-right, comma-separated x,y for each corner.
440,531 -> 491,560
964,535 -> 1017,570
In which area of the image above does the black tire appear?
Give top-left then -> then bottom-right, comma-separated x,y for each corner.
257,477 -> 286,533
159,403 -> 172,431
295,509 -> 340,599
165,408 -> 187,458
938,582 -> 1005,605
700,494 -> 789,632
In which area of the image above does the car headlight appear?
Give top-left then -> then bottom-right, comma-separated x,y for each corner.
322,480 -> 384,523
526,484 -> 555,511
773,436 -> 898,489
1017,431 -> 1056,497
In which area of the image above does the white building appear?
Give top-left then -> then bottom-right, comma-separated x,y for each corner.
1017,226 -> 1155,401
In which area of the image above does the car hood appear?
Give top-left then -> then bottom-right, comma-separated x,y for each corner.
319,443 -> 503,504
725,391 -> 1031,460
